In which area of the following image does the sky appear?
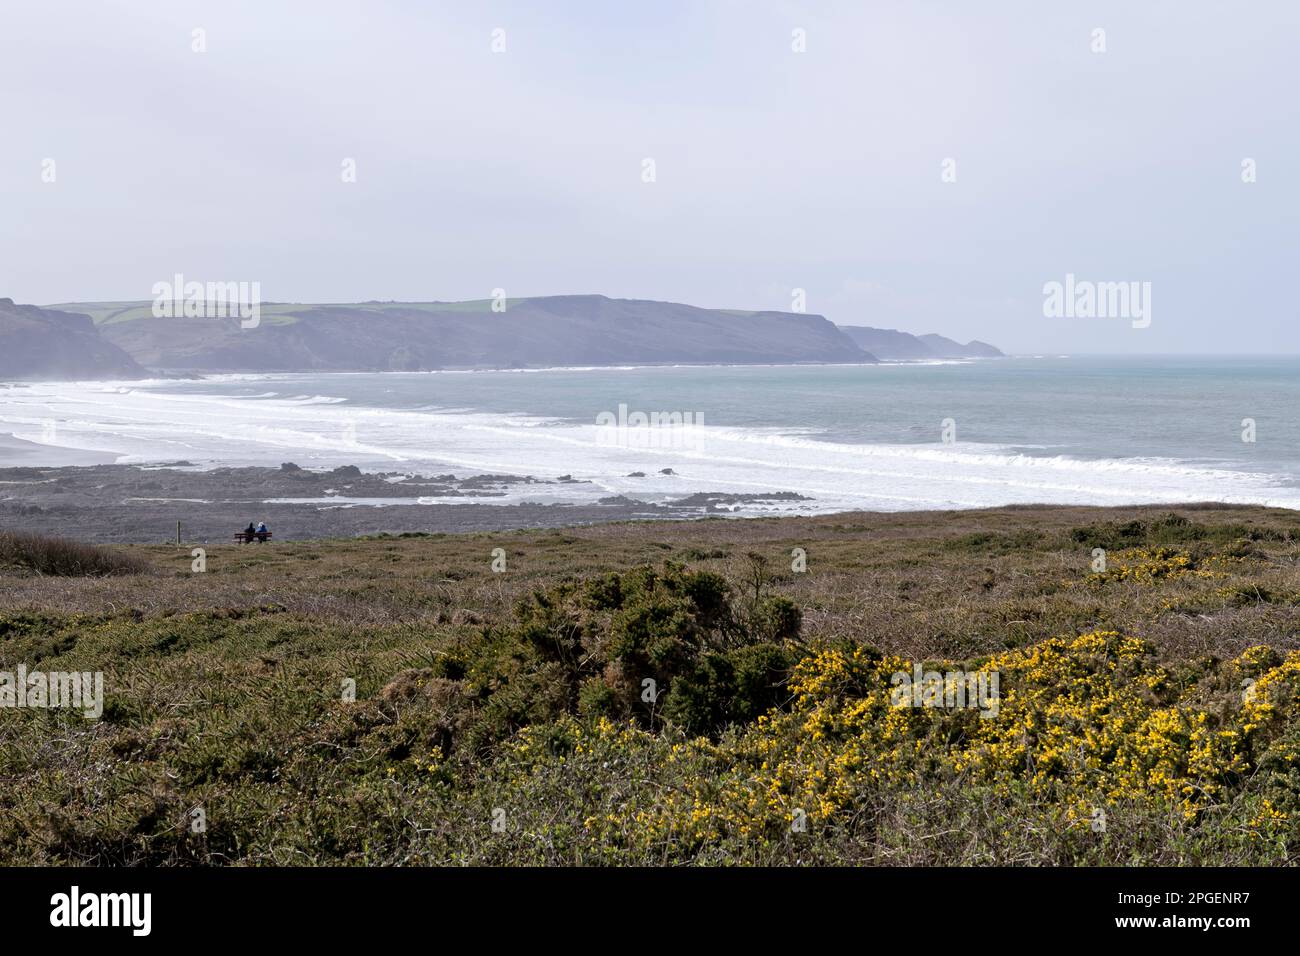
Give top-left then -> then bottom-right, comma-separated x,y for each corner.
2,0 -> 1298,354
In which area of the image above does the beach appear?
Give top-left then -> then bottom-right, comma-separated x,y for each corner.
0,460 -> 811,543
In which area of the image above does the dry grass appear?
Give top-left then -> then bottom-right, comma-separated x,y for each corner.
0,529 -> 150,578
5,503 -> 1298,659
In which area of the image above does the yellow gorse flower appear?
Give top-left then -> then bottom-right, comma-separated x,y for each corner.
499,634 -> 1300,848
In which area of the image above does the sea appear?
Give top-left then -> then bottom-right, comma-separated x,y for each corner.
3,356 -> 1299,516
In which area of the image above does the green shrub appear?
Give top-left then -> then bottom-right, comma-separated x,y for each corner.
1069,513 -> 1287,551
662,643 -> 795,736
578,676 -> 618,718
402,562 -> 804,751
751,596 -> 802,643
664,653 -> 735,734
728,643 -> 795,721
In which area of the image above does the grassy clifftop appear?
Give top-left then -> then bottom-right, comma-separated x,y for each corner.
42,295 -> 872,371
2,504 -> 1298,864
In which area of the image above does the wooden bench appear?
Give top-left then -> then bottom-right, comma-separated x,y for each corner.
234,531 -> 273,543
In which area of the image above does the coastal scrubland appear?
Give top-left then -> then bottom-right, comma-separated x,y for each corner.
2,503 -> 1299,865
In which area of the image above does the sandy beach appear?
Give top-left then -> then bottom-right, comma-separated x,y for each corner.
0,431 -> 118,466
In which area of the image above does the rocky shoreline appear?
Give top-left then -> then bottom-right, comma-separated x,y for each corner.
0,462 -> 812,543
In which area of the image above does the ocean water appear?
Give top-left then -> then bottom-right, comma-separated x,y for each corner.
3,356 -> 1299,515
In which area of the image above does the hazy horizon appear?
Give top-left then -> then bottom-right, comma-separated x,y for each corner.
4,1 -> 1298,354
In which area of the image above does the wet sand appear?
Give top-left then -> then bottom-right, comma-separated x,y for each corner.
0,431 -> 118,466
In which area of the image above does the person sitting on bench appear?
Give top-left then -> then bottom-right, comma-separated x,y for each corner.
255,521 -> 270,543
243,522 -> 256,542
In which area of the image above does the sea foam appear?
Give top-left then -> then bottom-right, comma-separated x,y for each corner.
3,374 -> 1297,515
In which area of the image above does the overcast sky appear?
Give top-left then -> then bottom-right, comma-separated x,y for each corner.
3,1 -> 1297,353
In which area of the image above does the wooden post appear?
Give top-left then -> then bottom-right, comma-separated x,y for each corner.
176,520 -> 181,545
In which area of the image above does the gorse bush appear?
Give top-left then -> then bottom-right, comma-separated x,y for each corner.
0,530 -> 149,576
500,634 -> 1300,862
407,562 -> 801,751
661,641 -> 794,735
751,596 -> 802,643
1069,513 -> 1291,551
